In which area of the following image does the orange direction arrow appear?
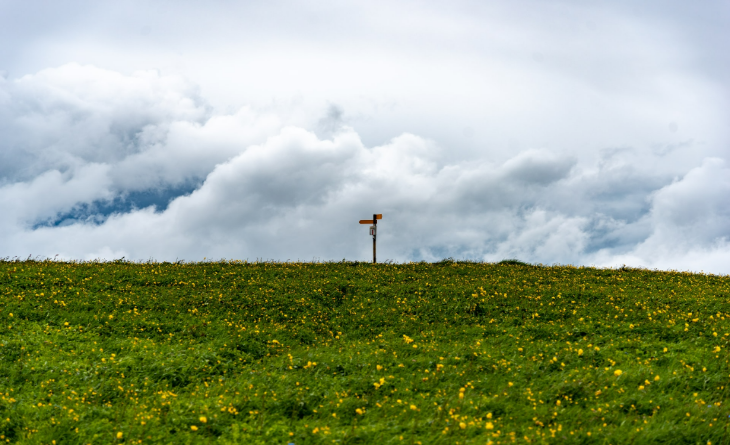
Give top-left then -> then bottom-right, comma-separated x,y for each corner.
359,215 -> 382,224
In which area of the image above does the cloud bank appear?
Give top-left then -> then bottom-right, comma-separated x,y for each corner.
1,65 -> 728,274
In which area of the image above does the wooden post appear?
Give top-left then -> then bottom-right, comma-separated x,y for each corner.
373,213 -> 377,264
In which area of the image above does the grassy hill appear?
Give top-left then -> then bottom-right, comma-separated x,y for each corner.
0,259 -> 728,444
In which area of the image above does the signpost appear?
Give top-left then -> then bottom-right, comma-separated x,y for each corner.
359,214 -> 382,263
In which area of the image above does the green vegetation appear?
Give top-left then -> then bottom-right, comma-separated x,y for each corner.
0,259 -> 729,444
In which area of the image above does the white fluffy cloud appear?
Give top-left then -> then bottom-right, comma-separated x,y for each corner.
592,158 -> 730,272
0,63 -> 727,274
8,0 -> 730,277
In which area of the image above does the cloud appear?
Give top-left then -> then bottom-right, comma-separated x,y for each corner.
500,149 -> 575,186
589,158 -> 730,271
0,64 -> 208,181
0,163 -> 111,227
0,64 -> 728,274
0,64 -> 282,220
649,158 -> 730,244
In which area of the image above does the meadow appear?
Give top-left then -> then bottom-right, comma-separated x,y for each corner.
0,259 -> 728,444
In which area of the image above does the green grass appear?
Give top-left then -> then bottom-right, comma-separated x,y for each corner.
0,259 -> 729,444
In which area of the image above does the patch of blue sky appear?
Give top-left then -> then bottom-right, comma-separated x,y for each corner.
32,181 -> 200,229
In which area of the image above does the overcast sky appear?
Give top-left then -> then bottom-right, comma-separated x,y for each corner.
1,0 -> 728,273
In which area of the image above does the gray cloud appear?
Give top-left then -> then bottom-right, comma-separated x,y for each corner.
0,66 -> 726,274
315,104 -> 346,139
647,158 -> 730,245
0,64 -> 209,182
500,149 -> 575,185
0,0 -> 728,273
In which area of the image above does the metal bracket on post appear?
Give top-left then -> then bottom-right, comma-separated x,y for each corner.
359,214 -> 383,264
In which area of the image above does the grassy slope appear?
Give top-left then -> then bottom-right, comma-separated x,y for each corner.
0,260 -> 729,444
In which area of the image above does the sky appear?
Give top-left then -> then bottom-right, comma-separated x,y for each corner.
1,0 -> 728,273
